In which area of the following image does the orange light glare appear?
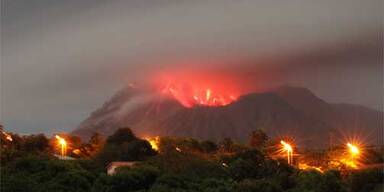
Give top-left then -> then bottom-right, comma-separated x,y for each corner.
347,143 -> 359,156
55,135 -> 67,156
145,136 -> 160,151
280,140 -> 293,164
72,149 -> 81,155
298,163 -> 323,173
1,131 -> 12,141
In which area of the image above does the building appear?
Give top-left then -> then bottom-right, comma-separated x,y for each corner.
54,154 -> 76,160
106,161 -> 137,175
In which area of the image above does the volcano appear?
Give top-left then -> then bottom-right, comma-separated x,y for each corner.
72,86 -> 383,148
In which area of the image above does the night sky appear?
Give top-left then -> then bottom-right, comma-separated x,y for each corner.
1,0 -> 382,134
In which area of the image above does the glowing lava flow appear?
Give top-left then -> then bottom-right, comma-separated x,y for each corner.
153,68 -> 254,107
162,85 -> 237,107
191,88 -> 236,107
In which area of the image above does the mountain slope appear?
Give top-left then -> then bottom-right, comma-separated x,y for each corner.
72,86 -> 383,148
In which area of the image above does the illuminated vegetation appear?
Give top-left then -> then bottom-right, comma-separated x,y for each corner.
1,127 -> 383,192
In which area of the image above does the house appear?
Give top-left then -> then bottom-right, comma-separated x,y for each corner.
106,161 -> 137,175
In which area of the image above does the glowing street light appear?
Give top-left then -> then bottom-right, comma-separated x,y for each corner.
5,134 -> 12,142
2,131 -> 13,142
343,142 -> 361,168
281,140 -> 293,164
55,135 -> 67,156
347,143 -> 359,156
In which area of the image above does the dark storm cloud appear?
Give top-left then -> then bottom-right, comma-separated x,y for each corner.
240,36 -> 382,109
1,0 -> 382,134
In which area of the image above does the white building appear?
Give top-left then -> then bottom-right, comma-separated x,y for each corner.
106,161 -> 137,175
54,154 -> 76,160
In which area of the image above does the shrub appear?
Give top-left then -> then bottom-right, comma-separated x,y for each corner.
292,170 -> 346,192
229,158 -> 260,181
199,178 -> 234,192
109,165 -> 160,192
106,127 -> 136,145
234,179 -> 282,192
96,128 -> 156,165
348,168 -> 384,192
200,140 -> 218,153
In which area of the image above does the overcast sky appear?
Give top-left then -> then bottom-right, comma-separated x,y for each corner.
1,0 -> 382,134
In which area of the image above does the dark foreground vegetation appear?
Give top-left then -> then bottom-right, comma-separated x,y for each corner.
1,127 -> 383,192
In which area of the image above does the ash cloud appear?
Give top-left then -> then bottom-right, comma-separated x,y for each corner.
1,0 -> 382,134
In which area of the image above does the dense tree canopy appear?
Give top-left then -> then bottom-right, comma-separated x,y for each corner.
1,127 -> 383,192
96,127 -> 156,165
249,129 -> 268,149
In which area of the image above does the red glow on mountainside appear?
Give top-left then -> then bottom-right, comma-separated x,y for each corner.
153,69 -> 255,108
162,84 -> 238,107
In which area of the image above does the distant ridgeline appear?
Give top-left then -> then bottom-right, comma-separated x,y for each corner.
73,86 -> 383,149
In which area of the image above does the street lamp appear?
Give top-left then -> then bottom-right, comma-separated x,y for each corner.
281,140 -> 293,164
347,142 -> 360,167
55,135 -> 67,156
347,143 -> 359,156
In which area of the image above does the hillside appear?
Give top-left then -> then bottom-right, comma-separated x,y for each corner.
73,86 -> 383,148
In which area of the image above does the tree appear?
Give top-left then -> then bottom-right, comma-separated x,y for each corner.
96,128 -> 156,164
322,170 -> 346,192
95,144 -> 121,165
106,127 -> 136,145
87,132 -> 104,156
234,179 -> 282,192
89,132 -> 103,148
69,133 -> 105,158
235,149 -> 265,163
220,138 -> 235,153
348,168 -> 383,192
1,170 -> 38,192
21,134 -> 50,152
112,165 -> 160,191
293,170 -> 346,192
178,138 -> 201,152
199,178 -> 234,192
42,171 -> 93,192
200,140 -> 218,153
1,154 -> 96,192
249,129 -> 268,149
150,174 -> 187,191
120,139 -> 156,161
229,158 -> 260,181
